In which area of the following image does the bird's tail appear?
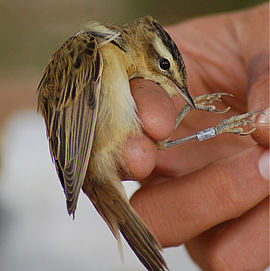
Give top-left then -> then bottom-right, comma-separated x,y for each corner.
82,178 -> 168,271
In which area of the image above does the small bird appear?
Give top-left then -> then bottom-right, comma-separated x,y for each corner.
37,16 -> 257,271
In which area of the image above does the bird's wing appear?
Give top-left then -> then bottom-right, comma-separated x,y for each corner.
37,33 -> 102,215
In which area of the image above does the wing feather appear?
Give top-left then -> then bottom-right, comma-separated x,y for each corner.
37,33 -> 102,215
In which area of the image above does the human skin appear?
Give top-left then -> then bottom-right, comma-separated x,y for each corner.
123,3 -> 269,271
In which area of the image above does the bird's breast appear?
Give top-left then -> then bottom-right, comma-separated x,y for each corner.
98,45 -> 140,139
88,44 -> 141,179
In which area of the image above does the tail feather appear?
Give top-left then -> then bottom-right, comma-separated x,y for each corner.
82,179 -> 168,271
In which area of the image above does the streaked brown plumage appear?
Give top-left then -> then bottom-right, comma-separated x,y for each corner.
37,16 -> 258,271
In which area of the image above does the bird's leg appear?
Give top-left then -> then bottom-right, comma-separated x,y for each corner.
158,92 -> 259,150
158,93 -> 232,149
157,92 -> 232,149
158,111 -> 258,149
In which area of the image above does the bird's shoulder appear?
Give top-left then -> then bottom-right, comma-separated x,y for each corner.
37,32 -> 102,112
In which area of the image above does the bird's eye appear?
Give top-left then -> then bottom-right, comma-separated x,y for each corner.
159,58 -> 170,70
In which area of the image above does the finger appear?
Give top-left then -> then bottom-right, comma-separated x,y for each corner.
122,135 -> 157,180
185,197 -> 269,271
130,145 -> 269,247
253,107 -> 269,147
122,79 -> 177,179
130,78 -> 177,141
246,18 -> 269,148
233,3 -> 269,147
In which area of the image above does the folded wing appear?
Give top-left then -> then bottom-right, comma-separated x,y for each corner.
37,33 -> 102,215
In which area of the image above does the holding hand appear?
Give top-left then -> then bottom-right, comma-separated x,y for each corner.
124,3 -> 269,271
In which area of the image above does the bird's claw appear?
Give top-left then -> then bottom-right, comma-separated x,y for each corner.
193,92 -> 233,113
215,111 -> 259,136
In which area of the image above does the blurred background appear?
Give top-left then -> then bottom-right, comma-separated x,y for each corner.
0,0 -> 267,270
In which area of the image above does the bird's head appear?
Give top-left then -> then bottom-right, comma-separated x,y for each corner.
126,16 -> 195,109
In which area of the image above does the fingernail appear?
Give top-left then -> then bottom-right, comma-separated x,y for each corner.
257,107 -> 270,124
258,149 -> 269,180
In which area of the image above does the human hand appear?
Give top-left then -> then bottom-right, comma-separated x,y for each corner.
123,3 -> 269,271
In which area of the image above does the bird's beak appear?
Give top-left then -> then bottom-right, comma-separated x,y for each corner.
165,77 -> 196,109
178,86 -> 196,110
